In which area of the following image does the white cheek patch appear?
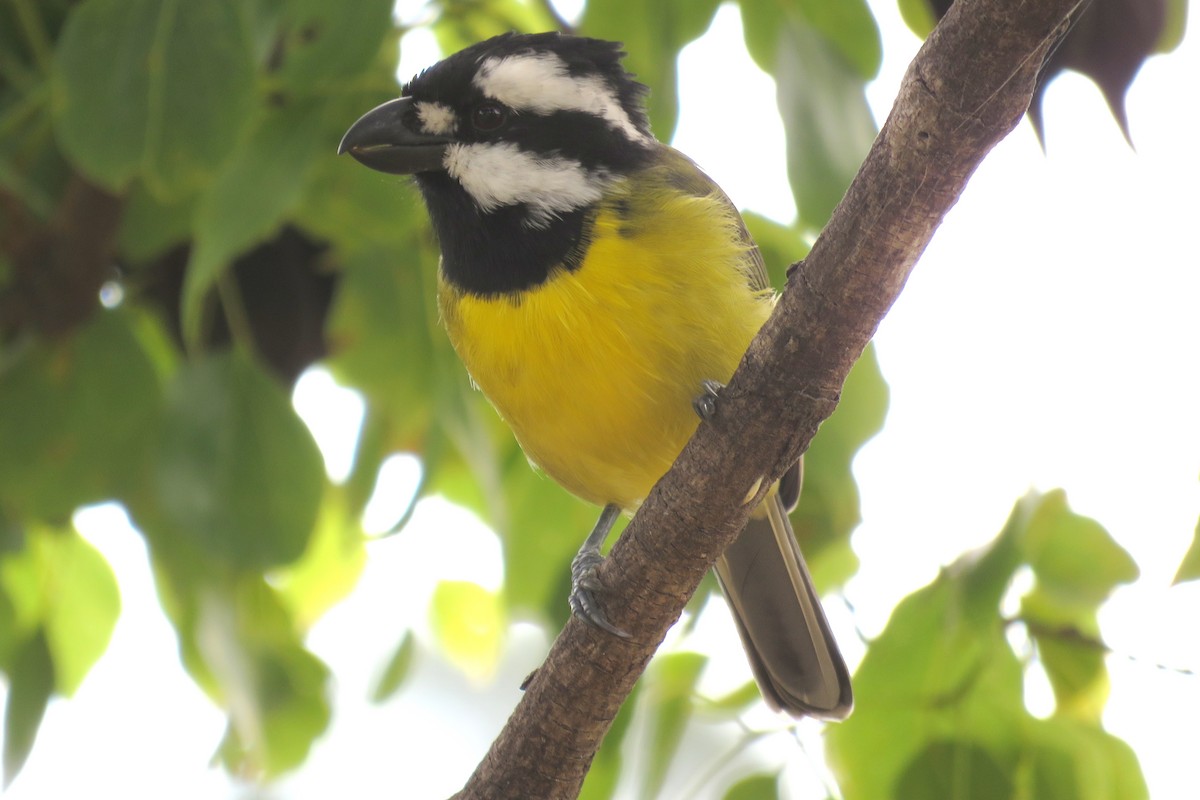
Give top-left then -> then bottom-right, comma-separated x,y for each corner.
473,53 -> 650,146
415,101 -> 457,136
444,142 -> 608,228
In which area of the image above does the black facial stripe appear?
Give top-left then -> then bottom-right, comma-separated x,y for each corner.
491,110 -> 654,173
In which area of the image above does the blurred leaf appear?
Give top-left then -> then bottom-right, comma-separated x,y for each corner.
430,580 -> 504,679
1172,516 -> 1200,584
370,630 -> 416,703
1157,0 -> 1188,52
498,439 -> 608,625
743,212 -> 810,288
827,492 -> 1147,798
200,577 -> 331,776
116,181 -> 197,263
275,0 -> 395,93
640,652 -> 707,799
181,99 -> 328,344
271,486 -> 367,629
897,0 -> 938,39
52,0 -> 255,196
10,524 -> 120,696
792,0 -> 881,79
323,242 -> 440,447
1016,491 -> 1135,720
155,350 -> 324,569
1021,489 -> 1138,611
793,344 -> 888,590
2,630 -> 53,787
580,680 -> 640,800
0,311 -> 161,520
430,0 -> 556,57
580,0 -> 721,139
895,739 -> 1014,800
724,772 -> 780,800
773,13 -> 877,233
699,678 -> 761,717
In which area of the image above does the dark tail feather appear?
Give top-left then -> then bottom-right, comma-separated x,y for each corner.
713,493 -> 853,719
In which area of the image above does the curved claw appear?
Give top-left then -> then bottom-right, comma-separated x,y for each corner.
570,549 -> 630,638
568,504 -> 630,638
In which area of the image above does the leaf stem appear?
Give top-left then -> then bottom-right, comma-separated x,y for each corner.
10,0 -> 54,73
215,269 -> 261,363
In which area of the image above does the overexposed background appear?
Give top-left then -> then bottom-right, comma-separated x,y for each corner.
5,0 -> 1197,797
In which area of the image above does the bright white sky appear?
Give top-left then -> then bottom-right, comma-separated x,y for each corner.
5,2 -> 1198,799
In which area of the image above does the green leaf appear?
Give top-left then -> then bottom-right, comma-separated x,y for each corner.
429,580 -> 504,679
1172,516 -> 1200,584
201,576 -> 331,776
1022,490 -> 1139,607
775,17 -> 877,233
640,652 -> 707,799
52,0 -> 255,196
723,773 -> 779,800
370,630 -> 416,703
792,343 -> 888,589
579,681 -> 640,800
155,350 -> 324,569
792,0 -> 882,79
181,99 -> 328,344
897,0 -> 938,39
271,486 -> 366,629
580,0 -> 721,139
0,311 -> 161,520
116,180 -> 197,263
894,739 -> 1015,800
3,630 -> 54,787
27,525 -> 120,695
275,0 -> 395,93
826,512 -> 1027,798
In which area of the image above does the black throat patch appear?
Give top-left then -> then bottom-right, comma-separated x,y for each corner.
417,171 -> 593,296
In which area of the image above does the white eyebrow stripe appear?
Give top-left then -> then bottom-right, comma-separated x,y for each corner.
443,142 -> 610,228
473,53 -> 650,146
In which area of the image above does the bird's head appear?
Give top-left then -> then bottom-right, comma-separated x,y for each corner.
339,32 -> 656,230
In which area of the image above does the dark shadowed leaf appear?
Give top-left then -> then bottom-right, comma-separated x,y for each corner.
155,350 -> 324,569
0,311 -> 161,520
181,100 -> 329,344
52,0 -> 255,196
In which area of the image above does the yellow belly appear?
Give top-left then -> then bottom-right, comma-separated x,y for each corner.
438,185 -> 772,510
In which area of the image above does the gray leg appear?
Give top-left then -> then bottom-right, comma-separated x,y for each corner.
569,503 -> 629,638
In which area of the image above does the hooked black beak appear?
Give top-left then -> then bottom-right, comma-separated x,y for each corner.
338,97 -> 449,175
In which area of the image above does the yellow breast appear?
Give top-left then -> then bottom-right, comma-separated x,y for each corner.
438,179 -> 773,510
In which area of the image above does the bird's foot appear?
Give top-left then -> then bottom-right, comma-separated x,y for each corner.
692,379 -> 725,420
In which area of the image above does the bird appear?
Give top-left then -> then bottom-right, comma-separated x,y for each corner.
339,31 -> 852,719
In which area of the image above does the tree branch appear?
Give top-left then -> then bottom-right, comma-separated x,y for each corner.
455,0 -> 1081,797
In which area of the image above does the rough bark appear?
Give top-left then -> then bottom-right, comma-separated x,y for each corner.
456,0 -> 1083,796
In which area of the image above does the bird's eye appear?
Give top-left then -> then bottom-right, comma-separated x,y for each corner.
472,102 -> 508,132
